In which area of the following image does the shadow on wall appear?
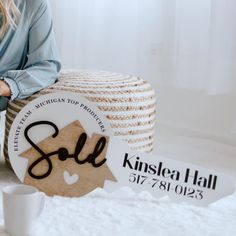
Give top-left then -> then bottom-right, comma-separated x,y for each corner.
156,85 -> 236,146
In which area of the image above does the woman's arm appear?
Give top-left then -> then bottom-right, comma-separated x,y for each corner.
0,80 -> 11,97
0,0 -> 61,101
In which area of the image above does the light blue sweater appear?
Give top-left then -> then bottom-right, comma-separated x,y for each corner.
0,0 -> 61,111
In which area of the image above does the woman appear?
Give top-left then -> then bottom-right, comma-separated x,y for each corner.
0,0 -> 61,111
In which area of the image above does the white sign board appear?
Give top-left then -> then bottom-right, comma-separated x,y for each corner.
8,92 -> 235,206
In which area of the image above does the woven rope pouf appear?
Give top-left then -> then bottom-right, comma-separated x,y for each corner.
4,70 -> 156,167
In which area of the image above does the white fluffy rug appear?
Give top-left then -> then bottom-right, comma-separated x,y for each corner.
0,124 -> 235,236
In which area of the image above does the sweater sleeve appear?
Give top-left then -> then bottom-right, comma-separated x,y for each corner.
1,0 -> 61,101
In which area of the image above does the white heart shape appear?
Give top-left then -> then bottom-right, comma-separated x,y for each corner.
63,171 -> 79,185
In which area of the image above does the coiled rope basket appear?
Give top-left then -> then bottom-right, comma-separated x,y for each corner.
4,70 -> 157,167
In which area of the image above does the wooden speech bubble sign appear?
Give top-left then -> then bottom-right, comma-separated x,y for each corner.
8,92 -> 235,205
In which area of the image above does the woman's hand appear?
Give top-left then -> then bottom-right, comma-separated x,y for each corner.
0,80 -> 11,97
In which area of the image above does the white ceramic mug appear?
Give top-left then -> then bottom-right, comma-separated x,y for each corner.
2,184 -> 45,236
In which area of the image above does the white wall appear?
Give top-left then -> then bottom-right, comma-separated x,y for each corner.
156,84 -> 236,145
50,0 -> 236,146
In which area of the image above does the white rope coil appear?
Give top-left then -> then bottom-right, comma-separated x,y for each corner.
4,70 -> 157,166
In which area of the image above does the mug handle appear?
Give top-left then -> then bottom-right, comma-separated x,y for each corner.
37,192 -> 45,218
